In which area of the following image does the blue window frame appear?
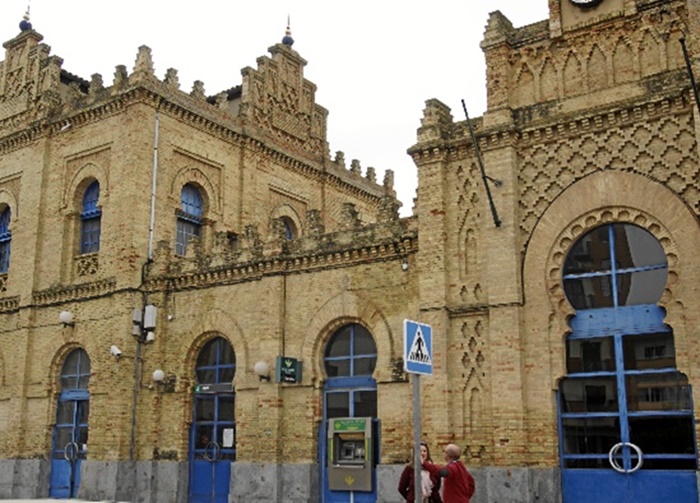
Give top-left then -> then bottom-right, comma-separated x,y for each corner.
80,182 -> 101,254
559,223 -> 697,471
0,207 -> 11,273
176,184 -> 203,256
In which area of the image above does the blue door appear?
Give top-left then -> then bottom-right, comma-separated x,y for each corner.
320,324 -> 379,503
558,224 -> 698,503
189,337 -> 236,503
50,349 -> 90,498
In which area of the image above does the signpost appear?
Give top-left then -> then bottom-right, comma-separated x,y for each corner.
404,319 -> 433,503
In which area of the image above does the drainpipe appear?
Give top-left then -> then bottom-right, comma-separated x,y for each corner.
129,100 -> 161,461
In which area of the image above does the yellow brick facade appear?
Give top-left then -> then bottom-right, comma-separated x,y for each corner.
1,0 -> 700,502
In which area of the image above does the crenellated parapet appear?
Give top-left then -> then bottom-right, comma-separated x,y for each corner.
143,209 -> 416,293
0,27 -> 394,202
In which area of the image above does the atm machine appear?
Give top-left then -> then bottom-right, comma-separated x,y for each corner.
327,417 -> 373,492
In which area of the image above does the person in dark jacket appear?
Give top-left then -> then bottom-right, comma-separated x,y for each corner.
422,443 -> 475,503
398,442 -> 442,503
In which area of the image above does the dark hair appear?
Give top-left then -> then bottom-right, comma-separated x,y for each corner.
420,441 -> 432,462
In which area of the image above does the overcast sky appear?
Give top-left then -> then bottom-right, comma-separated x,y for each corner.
0,1 -> 550,216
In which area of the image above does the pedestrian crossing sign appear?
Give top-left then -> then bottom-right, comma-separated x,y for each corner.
404,319 -> 433,375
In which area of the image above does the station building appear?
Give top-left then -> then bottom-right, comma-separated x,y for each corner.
1,0 -> 699,502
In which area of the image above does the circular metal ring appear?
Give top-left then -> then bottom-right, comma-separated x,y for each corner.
608,442 -> 643,473
203,440 -> 220,461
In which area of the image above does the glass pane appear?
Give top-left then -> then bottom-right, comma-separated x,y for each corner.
197,340 -> 218,369
561,416 -> 620,455
219,343 -> 235,365
77,427 -> 88,458
353,390 -> 377,417
626,372 -> 691,412
196,398 -> 215,422
563,226 -> 611,275
564,276 -> 614,309
54,427 -> 73,451
617,269 -> 668,306
219,367 -> 235,384
567,337 -> 616,373
560,377 -> 618,413
353,357 -> 376,376
629,416 -> 696,456
326,392 -> 350,419
326,327 -> 351,358
56,402 -> 75,425
77,402 -> 89,424
218,396 -> 235,421
325,359 -> 350,378
196,368 -> 216,384
623,332 -> 675,370
353,328 -> 376,356
62,351 -> 80,376
613,225 -> 666,269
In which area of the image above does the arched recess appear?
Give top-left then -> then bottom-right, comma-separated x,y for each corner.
171,167 -> 219,217
270,204 -> 303,240
523,170 -> 700,392
62,163 -> 108,211
0,189 -> 18,220
301,291 -> 395,384
181,308 -> 250,387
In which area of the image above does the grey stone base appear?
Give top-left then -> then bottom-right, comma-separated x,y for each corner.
0,459 -> 562,502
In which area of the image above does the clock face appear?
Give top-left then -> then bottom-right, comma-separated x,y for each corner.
570,0 -> 603,6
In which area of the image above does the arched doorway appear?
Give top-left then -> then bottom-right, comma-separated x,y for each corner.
49,348 -> 90,498
558,223 -> 698,502
188,336 -> 236,503
320,323 -> 379,503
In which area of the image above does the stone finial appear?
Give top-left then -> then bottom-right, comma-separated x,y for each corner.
481,10 -> 514,51
334,151 -> 345,167
191,80 -> 206,100
243,224 -> 263,258
305,209 -> 325,237
383,169 -> 395,192
340,203 -> 361,230
164,68 -> 180,90
131,45 -> 155,82
366,167 -> 376,183
215,91 -> 228,109
377,195 -> 401,223
417,99 -> 454,143
89,73 -> 104,95
350,159 -> 362,176
113,65 -> 128,89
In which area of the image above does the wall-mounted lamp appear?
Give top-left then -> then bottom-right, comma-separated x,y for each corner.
254,361 -> 271,382
401,258 -> 409,272
59,310 -> 75,327
152,369 -> 177,392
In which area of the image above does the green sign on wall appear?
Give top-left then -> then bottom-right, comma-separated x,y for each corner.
275,355 -> 302,383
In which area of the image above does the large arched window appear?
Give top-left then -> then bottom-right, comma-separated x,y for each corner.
324,323 -> 378,379
0,207 -> 11,273
558,223 -> 696,475
176,184 -> 203,256
80,182 -> 101,254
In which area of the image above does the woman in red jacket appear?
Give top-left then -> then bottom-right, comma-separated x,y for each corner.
398,442 -> 442,503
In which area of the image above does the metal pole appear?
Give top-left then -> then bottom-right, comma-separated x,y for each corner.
413,373 -> 422,503
680,39 -> 700,119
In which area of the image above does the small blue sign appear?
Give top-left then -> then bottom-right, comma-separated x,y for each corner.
404,319 -> 433,375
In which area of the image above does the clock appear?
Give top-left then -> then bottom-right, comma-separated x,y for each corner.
569,0 -> 603,6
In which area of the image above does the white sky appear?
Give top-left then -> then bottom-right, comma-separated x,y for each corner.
0,1 -> 550,216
